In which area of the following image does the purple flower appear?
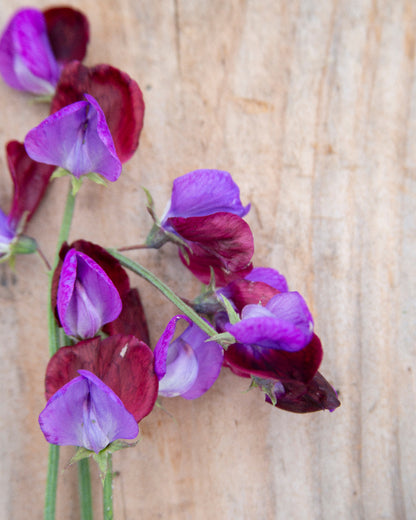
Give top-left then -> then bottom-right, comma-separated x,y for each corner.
39,369 -> 138,453
0,9 -> 60,95
57,249 -> 122,339
24,93 -> 122,181
160,169 -> 250,228
154,315 -> 223,399
225,291 -> 314,352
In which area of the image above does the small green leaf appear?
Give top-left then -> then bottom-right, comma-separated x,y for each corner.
86,172 -> 108,187
207,331 -> 235,349
219,294 -> 240,324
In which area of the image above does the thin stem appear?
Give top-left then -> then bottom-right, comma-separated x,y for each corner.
107,249 -> 218,339
103,454 -> 113,520
44,445 -> 60,520
78,459 -> 93,520
117,243 -> 149,252
44,182 -> 77,520
37,246 -> 52,271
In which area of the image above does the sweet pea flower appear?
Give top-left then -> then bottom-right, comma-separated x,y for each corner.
39,370 -> 138,453
57,248 -> 122,339
0,141 -> 55,262
154,315 -> 223,399
45,335 -> 159,423
24,93 -> 122,182
149,169 -> 254,286
0,7 -> 89,95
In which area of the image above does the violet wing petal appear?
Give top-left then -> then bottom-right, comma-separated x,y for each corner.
39,370 -> 138,453
0,209 -> 15,254
265,292 -> 314,340
157,339 -> 199,397
153,315 -> 191,379
179,323 -> 224,400
245,267 -> 288,293
58,249 -> 122,338
0,9 -> 60,94
24,95 -> 122,180
161,169 -> 250,225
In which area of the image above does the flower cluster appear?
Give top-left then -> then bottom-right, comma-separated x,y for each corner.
0,5 -> 340,517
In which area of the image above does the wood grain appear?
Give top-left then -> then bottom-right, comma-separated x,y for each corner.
0,1 -> 415,518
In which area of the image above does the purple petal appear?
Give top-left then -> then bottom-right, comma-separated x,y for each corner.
180,324 -> 223,400
0,209 -> 15,258
245,267 -> 288,293
57,249 -> 122,338
154,316 -> 223,399
161,169 -> 250,226
226,292 -> 314,352
0,9 -> 60,94
24,94 -> 122,180
39,370 -> 138,453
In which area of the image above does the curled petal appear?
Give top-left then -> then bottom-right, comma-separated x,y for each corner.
161,169 -> 250,225
43,7 -> 89,63
0,8 -> 60,94
51,61 -> 144,162
245,267 -> 288,293
39,370 -> 138,453
24,94 -> 121,180
45,335 -> 158,422
6,140 -> 55,230
169,212 -> 254,286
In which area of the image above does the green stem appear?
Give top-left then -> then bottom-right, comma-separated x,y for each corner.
107,249 -> 218,338
78,459 -> 93,520
44,182 -> 78,520
103,454 -> 113,520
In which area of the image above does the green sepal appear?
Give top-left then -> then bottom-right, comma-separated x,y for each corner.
250,376 -> 278,406
142,186 -> 158,223
51,167 -> 70,180
68,447 -> 94,466
206,331 -> 235,349
12,235 -> 37,255
86,172 -> 108,188
219,294 -> 240,324
30,94 -> 53,104
93,440 -> 138,484
71,176 -> 83,196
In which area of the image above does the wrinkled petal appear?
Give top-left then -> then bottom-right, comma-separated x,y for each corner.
161,169 -> 250,226
265,371 -> 341,413
169,212 -> 254,286
154,316 -> 223,399
24,94 -> 121,180
6,140 -> 55,230
45,335 -> 159,422
103,288 -> 150,345
224,333 -> 323,382
0,8 -> 59,94
39,370 -> 138,453
57,249 -> 122,338
43,7 -> 89,63
51,61 -> 144,163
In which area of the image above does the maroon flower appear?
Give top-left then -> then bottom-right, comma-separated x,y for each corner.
51,61 -> 144,163
45,335 -> 158,423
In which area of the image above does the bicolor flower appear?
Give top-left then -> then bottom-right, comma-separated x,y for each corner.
24,93 -> 122,181
45,335 -> 159,423
154,315 -> 223,399
52,240 -> 150,344
149,169 -> 254,286
51,61 -> 144,163
57,248 -> 122,339
0,7 -> 89,95
39,370 -> 138,453
0,141 -> 55,262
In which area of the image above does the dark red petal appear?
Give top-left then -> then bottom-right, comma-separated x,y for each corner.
103,288 -> 150,345
45,335 -> 158,422
169,212 -> 254,286
224,333 -> 323,383
51,61 -> 144,163
6,141 -> 55,230
266,372 -> 341,413
223,279 -> 280,313
43,7 -> 89,63
50,240 -> 131,325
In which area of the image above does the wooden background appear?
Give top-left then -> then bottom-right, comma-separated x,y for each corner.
0,1 -> 415,519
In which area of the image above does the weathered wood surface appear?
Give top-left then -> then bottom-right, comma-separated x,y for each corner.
0,0 -> 415,518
